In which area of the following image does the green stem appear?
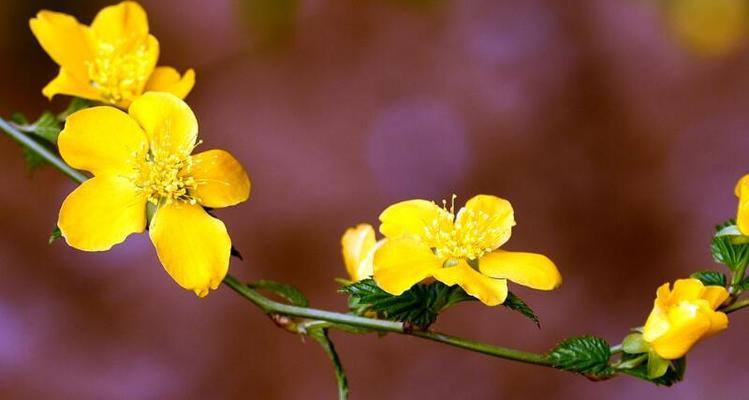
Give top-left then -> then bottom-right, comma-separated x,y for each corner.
722,298 -> 749,314
731,262 -> 748,295
0,117 -> 87,184
222,275 -> 552,367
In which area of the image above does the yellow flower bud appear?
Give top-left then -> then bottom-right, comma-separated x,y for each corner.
642,279 -> 729,359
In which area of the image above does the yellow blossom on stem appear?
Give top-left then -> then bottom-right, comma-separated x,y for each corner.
735,174 -> 749,235
56,92 -> 250,297
341,223 -> 386,282
642,279 -> 729,360
30,1 -> 195,109
372,195 -> 562,306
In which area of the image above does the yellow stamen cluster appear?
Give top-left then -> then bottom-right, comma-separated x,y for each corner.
87,40 -> 150,104
131,150 -> 199,206
422,197 -> 506,261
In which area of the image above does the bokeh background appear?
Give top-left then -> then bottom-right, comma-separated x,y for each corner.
1,0 -> 749,398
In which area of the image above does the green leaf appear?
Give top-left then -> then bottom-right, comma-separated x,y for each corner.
711,220 -> 749,270
11,110 -> 63,171
22,146 -> 49,171
340,279 -> 476,329
715,221 -> 741,237
548,336 -> 613,377
690,270 -> 727,287
712,236 -> 749,271
249,280 -> 309,307
308,328 -> 348,400
503,292 -> 540,327
49,226 -> 62,244
16,112 -> 62,144
57,98 -> 93,121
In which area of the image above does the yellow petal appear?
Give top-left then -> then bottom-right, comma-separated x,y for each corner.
373,237 -> 442,295
357,240 -> 385,282
478,250 -> 561,290
734,174 -> 749,197
456,194 -> 515,250
642,301 -> 671,343
29,10 -> 93,80
702,286 -> 729,309
41,68 -> 100,101
379,199 -> 444,240
128,92 -> 198,158
144,67 -> 196,99
737,177 -> 749,235
704,308 -> 729,337
190,149 -> 251,208
341,224 -> 376,281
58,176 -> 146,251
58,106 -> 147,176
432,260 -> 508,306
149,203 -> 231,297
669,279 -> 706,303
90,1 -> 149,45
649,301 -> 712,359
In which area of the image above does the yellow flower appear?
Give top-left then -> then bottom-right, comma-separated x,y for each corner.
30,1 -> 195,109
663,0 -> 748,57
642,279 -> 729,360
372,195 -> 562,306
56,92 -> 250,297
735,174 -> 749,235
341,224 -> 384,282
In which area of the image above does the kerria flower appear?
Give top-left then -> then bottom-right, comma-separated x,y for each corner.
30,1 -> 195,109
663,0 -> 748,57
372,195 -> 562,306
735,174 -> 749,235
642,279 -> 729,359
57,92 -> 250,296
341,223 -> 383,282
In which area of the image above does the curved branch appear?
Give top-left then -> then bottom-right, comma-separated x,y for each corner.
222,275 -> 553,367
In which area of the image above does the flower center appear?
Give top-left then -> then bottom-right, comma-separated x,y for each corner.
422,196 -> 504,261
131,149 -> 199,206
86,40 -> 150,104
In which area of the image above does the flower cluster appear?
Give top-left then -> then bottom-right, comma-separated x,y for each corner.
18,1 -> 749,389
31,2 -> 249,297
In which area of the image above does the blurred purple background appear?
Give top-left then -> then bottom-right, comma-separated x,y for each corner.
2,0 -> 749,398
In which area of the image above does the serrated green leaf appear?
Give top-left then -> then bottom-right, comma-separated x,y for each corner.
711,223 -> 749,271
249,280 -> 309,307
29,112 -> 61,143
16,112 -> 61,144
49,226 -> 62,244
340,279 -> 475,329
503,292 -> 540,327
308,328 -> 348,400
690,270 -> 727,287
548,336 -> 613,377
22,146 -> 48,170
